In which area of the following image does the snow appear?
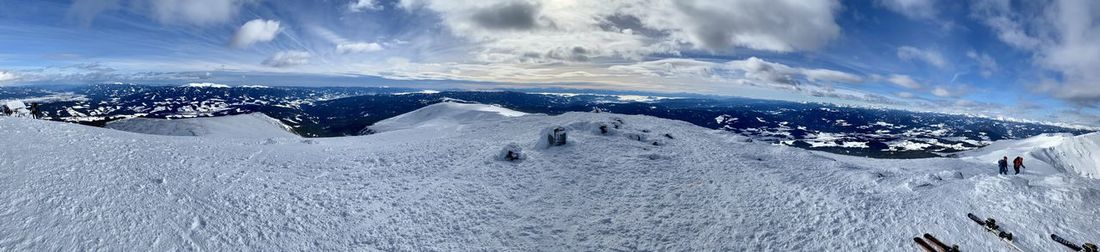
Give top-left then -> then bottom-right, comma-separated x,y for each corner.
105,113 -> 297,139
715,114 -> 737,124
892,140 -> 933,151
2,100 -> 31,117
1,105 -> 1098,251
526,92 -> 674,102
393,89 -> 441,95
184,82 -> 230,88
367,102 -> 528,132
615,95 -> 664,102
3,100 -> 26,110
959,132 -> 1100,179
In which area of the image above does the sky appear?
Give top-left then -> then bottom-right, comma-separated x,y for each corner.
1,0 -> 1100,126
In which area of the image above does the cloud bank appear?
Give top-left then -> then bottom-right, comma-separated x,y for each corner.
399,0 -> 842,63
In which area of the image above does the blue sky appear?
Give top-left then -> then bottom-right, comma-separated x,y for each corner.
1,0 -> 1099,126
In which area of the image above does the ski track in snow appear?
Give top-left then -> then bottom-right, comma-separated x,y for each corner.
1,103 -> 1098,251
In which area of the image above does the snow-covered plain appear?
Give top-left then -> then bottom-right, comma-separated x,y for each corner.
1,102 -> 1098,251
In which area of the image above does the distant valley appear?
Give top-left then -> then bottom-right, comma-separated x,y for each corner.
1,84 -> 1091,158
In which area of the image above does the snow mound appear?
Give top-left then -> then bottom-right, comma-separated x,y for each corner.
959,132 -> 1100,178
367,102 -> 527,132
105,113 -> 297,138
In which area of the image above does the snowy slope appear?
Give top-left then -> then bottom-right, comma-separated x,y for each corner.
1,108 -> 1099,251
105,113 -> 297,139
367,102 -> 527,132
959,132 -> 1100,178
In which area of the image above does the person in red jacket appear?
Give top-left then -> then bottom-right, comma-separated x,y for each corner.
1013,156 -> 1026,175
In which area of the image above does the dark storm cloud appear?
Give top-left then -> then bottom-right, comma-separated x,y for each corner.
471,1 -> 540,30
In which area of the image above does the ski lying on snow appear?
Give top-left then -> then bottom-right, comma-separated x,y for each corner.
967,213 -> 1023,252
923,233 -> 959,252
1051,234 -> 1098,252
914,237 -> 937,252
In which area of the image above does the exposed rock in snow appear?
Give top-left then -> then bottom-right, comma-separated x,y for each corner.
497,143 -> 525,162
367,102 -> 527,132
959,132 -> 1100,179
2,100 -> 31,117
0,108 -> 1098,251
105,113 -> 297,139
536,126 -> 568,148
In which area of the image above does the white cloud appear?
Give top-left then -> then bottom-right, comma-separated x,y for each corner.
896,91 -> 915,98
309,26 -> 386,54
971,0 -> 1100,103
875,0 -> 937,20
607,57 -> 862,86
337,42 -> 384,54
887,74 -> 922,89
931,86 -> 952,97
897,46 -> 946,68
398,0 -> 841,62
966,50 -> 998,77
607,58 -> 718,77
230,19 -> 281,48
349,0 -> 382,12
802,69 -> 865,83
726,57 -> 801,85
263,51 -> 311,67
969,0 -> 1043,50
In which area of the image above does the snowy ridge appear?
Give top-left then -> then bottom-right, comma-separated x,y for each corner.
184,82 -> 230,88
960,132 -> 1100,178
0,109 -> 1098,250
366,102 -> 528,132
105,113 -> 297,139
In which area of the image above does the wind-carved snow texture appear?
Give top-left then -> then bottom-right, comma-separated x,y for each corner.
0,102 -> 1098,250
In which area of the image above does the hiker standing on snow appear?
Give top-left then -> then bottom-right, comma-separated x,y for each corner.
1013,156 -> 1025,175
997,156 -> 1009,175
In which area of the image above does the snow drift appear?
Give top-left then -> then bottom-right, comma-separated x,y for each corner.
105,113 -> 297,139
1,105 -> 1098,251
366,102 -> 527,132
959,132 -> 1100,179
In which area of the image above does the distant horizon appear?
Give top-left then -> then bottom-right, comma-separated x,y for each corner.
7,81 -> 1099,131
3,0 -> 1100,125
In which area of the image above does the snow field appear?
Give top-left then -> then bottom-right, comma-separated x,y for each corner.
0,102 -> 1097,251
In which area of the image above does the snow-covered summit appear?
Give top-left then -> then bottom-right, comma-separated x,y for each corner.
366,102 -> 527,132
959,132 -> 1100,178
105,113 -> 297,139
0,108 -> 1097,251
